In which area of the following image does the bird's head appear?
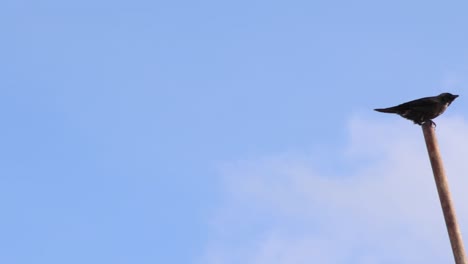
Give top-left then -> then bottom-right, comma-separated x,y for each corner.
439,92 -> 459,105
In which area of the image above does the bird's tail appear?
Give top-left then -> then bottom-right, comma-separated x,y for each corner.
374,107 -> 399,113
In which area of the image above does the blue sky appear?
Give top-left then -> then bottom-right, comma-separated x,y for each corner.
2,1 -> 468,263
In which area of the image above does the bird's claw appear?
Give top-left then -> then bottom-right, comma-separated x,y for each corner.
423,120 -> 436,127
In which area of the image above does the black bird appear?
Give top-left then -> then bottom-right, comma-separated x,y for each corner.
374,93 -> 459,125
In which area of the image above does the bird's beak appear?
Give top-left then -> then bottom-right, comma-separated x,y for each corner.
454,95 -> 459,98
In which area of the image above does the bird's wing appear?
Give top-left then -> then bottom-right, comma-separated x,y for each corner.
395,96 -> 439,111
391,96 -> 440,124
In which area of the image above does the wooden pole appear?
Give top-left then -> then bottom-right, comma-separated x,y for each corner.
422,122 -> 467,264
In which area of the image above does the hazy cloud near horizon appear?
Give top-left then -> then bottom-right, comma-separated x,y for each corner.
202,116 -> 468,264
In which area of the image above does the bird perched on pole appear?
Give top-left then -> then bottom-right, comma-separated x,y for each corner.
374,93 -> 459,126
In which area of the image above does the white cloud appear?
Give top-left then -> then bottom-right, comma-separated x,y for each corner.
202,116 -> 468,264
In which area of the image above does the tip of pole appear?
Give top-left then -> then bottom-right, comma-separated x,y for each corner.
422,120 -> 436,129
